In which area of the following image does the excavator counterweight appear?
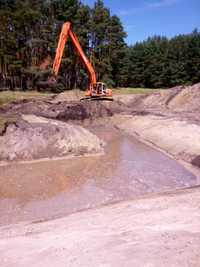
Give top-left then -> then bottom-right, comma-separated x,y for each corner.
50,21 -> 113,100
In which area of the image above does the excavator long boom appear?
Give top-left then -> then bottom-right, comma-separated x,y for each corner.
51,21 -> 112,99
52,22 -> 96,90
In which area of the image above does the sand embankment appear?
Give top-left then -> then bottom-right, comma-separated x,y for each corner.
0,186 -> 200,266
0,115 -> 104,161
115,83 -> 200,168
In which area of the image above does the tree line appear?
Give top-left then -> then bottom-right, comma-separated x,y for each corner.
0,0 -> 199,91
120,30 -> 200,88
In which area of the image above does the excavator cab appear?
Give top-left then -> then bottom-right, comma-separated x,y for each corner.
93,82 -> 107,96
85,82 -> 113,99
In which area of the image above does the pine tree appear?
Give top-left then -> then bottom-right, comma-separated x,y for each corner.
0,0 -> 199,91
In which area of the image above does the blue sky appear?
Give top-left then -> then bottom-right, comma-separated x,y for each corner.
81,0 -> 200,45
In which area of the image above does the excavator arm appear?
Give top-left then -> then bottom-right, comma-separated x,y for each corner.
51,21 -> 112,99
52,22 -> 71,77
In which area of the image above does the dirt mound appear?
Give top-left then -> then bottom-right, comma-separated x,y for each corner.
56,101 -> 115,121
126,87 -> 183,111
126,83 -> 200,114
0,115 -> 104,161
52,90 -> 83,102
191,156 -> 200,168
168,83 -> 200,111
1,98 -> 126,122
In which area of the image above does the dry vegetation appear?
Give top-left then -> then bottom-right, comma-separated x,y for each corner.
113,88 -> 159,94
0,90 -> 53,106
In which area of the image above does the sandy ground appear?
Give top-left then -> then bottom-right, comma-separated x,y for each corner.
1,83 -> 200,161
112,83 -> 200,168
1,84 -> 200,266
0,115 -> 104,161
116,114 -> 200,164
0,126 -> 196,225
1,83 -> 200,164
0,186 -> 200,267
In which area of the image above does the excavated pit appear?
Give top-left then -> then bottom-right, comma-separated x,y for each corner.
0,98 -> 126,122
0,125 -> 198,225
1,84 -> 200,225
1,86 -> 200,266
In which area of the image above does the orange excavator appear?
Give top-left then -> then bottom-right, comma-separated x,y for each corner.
48,21 -> 113,100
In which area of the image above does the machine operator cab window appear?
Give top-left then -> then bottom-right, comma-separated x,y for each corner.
93,82 -> 106,96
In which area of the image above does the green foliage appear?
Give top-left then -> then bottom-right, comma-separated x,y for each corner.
0,0 -> 199,91
0,0 -> 127,91
122,32 -> 200,88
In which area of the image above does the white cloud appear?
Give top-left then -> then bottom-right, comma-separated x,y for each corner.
118,0 -> 183,16
147,0 -> 182,9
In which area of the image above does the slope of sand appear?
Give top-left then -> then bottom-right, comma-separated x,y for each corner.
0,115 -> 104,161
0,187 -> 200,267
117,114 -> 200,164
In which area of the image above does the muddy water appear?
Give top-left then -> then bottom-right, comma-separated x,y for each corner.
0,126 -> 198,225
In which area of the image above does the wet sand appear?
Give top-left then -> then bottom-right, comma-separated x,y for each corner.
1,186 -> 200,267
0,126 -> 197,225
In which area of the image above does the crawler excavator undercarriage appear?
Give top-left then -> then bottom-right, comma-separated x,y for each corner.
39,21 -> 113,101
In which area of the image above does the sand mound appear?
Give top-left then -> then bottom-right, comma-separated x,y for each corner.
126,83 -> 200,113
0,115 -> 104,161
52,90 -> 83,102
168,83 -> 200,111
2,98 -> 120,121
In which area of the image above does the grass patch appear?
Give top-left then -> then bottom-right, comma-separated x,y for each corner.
0,88 -> 161,107
113,88 -> 161,95
0,90 -> 53,106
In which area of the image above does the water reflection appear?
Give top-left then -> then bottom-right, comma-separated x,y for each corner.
0,126 -> 197,224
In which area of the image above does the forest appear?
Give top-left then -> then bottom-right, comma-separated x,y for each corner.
0,0 -> 200,91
